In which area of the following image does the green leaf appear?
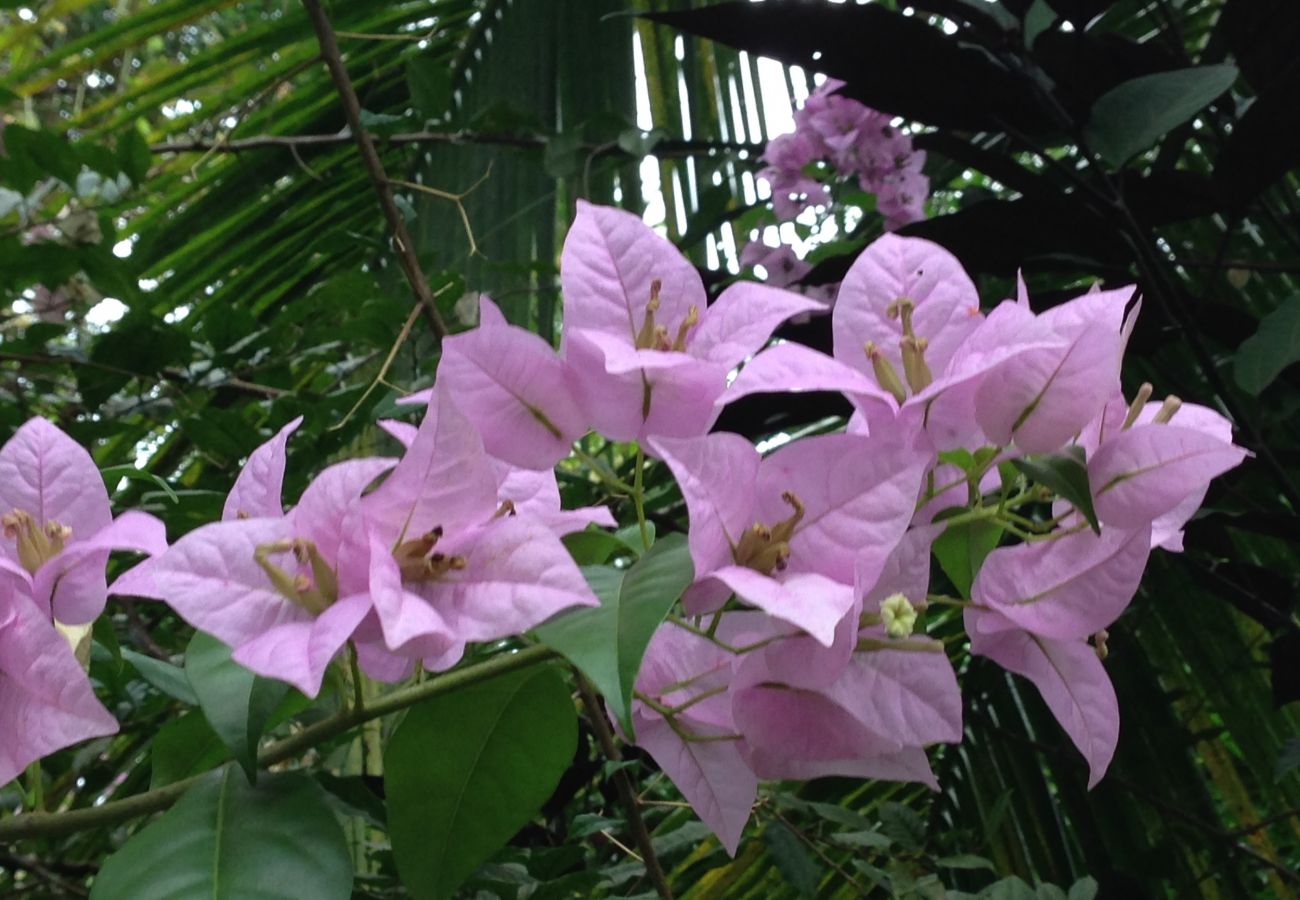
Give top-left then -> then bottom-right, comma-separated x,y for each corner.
933,518 -> 1004,598
185,632 -> 290,779
979,877 -> 1038,900
614,520 -> 654,554
102,464 -> 179,504
535,533 -> 694,737
1068,877 -> 1100,900
936,854 -> 996,871
384,665 -> 577,900
151,711 -> 229,789
1084,64 -> 1238,167
1023,0 -> 1055,48
878,801 -> 926,852
829,829 -> 894,850
121,648 -> 198,705
90,767 -> 352,900
316,774 -> 388,828
1011,445 -> 1100,534
543,131 -> 584,179
1234,294 -> 1300,395
0,126 -> 79,191
116,127 -> 152,185
762,821 -> 821,897
617,126 -> 666,157
562,528 -> 639,566
1275,737 -> 1300,782
407,60 -> 452,119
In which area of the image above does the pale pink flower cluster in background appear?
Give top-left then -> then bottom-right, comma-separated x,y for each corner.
2,205 -> 1245,860
759,78 -> 928,231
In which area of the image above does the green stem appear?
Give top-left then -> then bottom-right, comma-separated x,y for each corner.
24,762 -> 42,814
572,446 -> 637,495
0,644 -> 557,842
926,594 -> 972,608
633,446 -> 650,551
348,642 -> 365,714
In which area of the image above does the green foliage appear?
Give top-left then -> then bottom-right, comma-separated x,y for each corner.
536,532 -> 694,737
383,665 -> 578,900
1234,294 -> 1300,395
90,767 -> 352,900
185,632 -> 291,779
2,0 -> 1299,897
1084,65 -> 1240,167
934,519 -> 1005,599
1011,447 -> 1100,534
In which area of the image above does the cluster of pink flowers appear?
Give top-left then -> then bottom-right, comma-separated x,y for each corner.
758,79 -> 928,230
2,203 -> 1245,861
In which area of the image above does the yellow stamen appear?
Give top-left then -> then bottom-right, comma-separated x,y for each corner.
1152,395 -> 1182,424
865,341 -> 907,404
886,296 -> 917,338
900,335 -> 932,393
671,304 -> 700,352
1121,383 -> 1154,430
2,509 -> 68,574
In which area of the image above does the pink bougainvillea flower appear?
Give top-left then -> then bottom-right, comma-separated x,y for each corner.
436,295 -> 588,470
362,383 -> 599,670
758,131 -> 829,220
0,417 -> 166,625
0,580 -> 119,787
493,462 -> 615,537
1087,401 -> 1247,532
878,169 -> 929,230
559,201 -> 822,442
832,233 -> 983,383
973,286 -> 1136,454
630,621 -> 757,855
971,524 -> 1151,641
113,457 -> 399,697
966,607 -> 1118,787
650,429 -> 930,644
378,418 -> 614,539
728,523 -> 956,782
739,241 -> 812,289
223,416 -> 302,520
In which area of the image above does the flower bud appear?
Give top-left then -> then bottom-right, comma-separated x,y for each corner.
880,592 -> 918,639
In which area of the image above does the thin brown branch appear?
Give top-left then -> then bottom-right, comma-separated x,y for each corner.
149,131 -> 761,159
0,645 -> 556,842
574,672 -> 674,900
300,0 -> 448,338
0,351 -> 289,398
1172,258 -> 1300,274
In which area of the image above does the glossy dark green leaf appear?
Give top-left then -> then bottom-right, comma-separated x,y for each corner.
1068,877 -> 1099,900
384,665 -> 577,900
762,821 -> 820,897
878,801 -> 926,852
121,648 -> 198,705
1084,64 -> 1238,166
116,128 -> 152,185
535,532 -> 693,736
1276,737 -> 1300,782
90,767 -> 352,900
933,518 -> 1004,599
561,528 -> 639,565
1234,295 -> 1300,395
407,60 -> 452,119
185,632 -> 290,779
151,711 -> 229,789
1011,446 -> 1100,533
